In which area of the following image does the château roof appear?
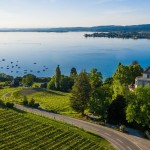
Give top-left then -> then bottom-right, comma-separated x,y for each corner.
143,66 -> 150,74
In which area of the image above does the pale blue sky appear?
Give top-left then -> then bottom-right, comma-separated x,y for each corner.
0,0 -> 150,28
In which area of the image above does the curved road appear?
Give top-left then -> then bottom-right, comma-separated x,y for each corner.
15,104 -> 150,150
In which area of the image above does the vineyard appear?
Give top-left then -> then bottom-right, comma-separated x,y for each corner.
1,87 -> 77,116
0,107 -> 114,150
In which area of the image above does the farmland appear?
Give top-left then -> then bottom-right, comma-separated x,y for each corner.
0,107 -> 114,150
1,87 -> 78,116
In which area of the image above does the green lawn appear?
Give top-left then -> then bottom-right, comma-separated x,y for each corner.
25,89 -> 74,115
0,87 -> 21,97
0,107 -> 114,150
0,87 -> 77,116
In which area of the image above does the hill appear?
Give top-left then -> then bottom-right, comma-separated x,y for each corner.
0,24 -> 150,32
1,88 -> 74,116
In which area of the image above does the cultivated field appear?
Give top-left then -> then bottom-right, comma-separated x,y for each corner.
0,107 -> 114,150
1,87 -> 77,116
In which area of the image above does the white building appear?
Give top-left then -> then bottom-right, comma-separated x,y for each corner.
135,67 -> 150,88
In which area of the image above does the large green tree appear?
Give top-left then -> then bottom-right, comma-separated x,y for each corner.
129,62 -> 143,83
112,63 -> 132,98
89,84 -> 112,118
70,67 -> 78,89
47,76 -> 56,90
104,77 -> 113,85
70,67 -> 77,77
126,86 -> 150,127
22,74 -> 36,86
107,95 -> 127,124
70,71 -> 91,115
55,65 -> 61,90
60,75 -> 72,92
88,68 -> 103,90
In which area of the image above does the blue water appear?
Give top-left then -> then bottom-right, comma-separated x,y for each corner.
0,32 -> 150,78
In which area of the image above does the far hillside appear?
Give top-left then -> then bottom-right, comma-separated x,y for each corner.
0,24 -> 150,32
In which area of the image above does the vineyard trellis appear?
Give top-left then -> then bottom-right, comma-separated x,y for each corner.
0,108 -> 113,150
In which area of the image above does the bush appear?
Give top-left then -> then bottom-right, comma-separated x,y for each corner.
23,96 -> 28,106
28,98 -> 35,107
0,100 -> 5,107
34,103 -> 40,108
28,98 -> 40,108
5,81 -> 11,86
6,102 -> 14,108
145,130 -> 150,140
119,125 -> 127,132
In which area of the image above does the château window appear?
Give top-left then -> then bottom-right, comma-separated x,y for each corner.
147,74 -> 150,78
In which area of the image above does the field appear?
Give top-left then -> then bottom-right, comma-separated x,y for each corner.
0,107 -> 114,150
0,87 -> 78,116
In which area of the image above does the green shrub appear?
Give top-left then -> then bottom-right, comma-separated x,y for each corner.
6,102 -> 14,108
120,125 -> 126,132
28,98 -> 39,108
145,130 -> 150,140
0,100 -> 5,107
33,103 -> 40,108
23,96 -> 28,105
28,98 -> 35,107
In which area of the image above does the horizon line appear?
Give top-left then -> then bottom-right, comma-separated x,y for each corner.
0,24 -> 150,29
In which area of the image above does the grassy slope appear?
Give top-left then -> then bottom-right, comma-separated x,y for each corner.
0,107 -> 114,150
0,87 -> 78,116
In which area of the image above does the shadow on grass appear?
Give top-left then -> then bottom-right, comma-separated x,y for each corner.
0,104 -> 27,114
20,88 -> 66,96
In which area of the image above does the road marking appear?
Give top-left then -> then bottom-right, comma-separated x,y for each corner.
127,146 -> 132,150
104,133 -> 111,137
116,138 -> 124,144
134,143 -> 143,150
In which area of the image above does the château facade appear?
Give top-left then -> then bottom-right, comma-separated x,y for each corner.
135,67 -> 150,88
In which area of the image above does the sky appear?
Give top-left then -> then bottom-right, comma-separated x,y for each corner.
0,0 -> 150,28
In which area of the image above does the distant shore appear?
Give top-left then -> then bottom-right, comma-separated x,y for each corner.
0,24 -> 150,33
84,32 -> 150,40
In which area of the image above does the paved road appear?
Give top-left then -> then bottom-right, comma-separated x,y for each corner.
15,104 -> 150,150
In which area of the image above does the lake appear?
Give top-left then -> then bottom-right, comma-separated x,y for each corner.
0,32 -> 150,78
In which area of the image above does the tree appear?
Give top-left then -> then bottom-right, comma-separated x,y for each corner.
104,77 -> 113,85
55,65 -> 61,90
107,95 -> 127,124
60,75 -> 72,92
10,78 -> 20,87
126,86 -> 150,127
70,71 -> 91,115
89,85 -> 112,118
113,80 -> 129,98
129,63 -> 143,83
131,60 -> 139,65
113,63 -> 132,85
70,67 -> 77,77
0,73 -> 13,82
22,74 -> 36,87
47,76 -> 56,90
112,63 -> 132,98
70,67 -> 78,89
88,68 -> 103,90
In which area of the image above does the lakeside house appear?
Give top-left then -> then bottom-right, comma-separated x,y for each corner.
135,67 -> 150,88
